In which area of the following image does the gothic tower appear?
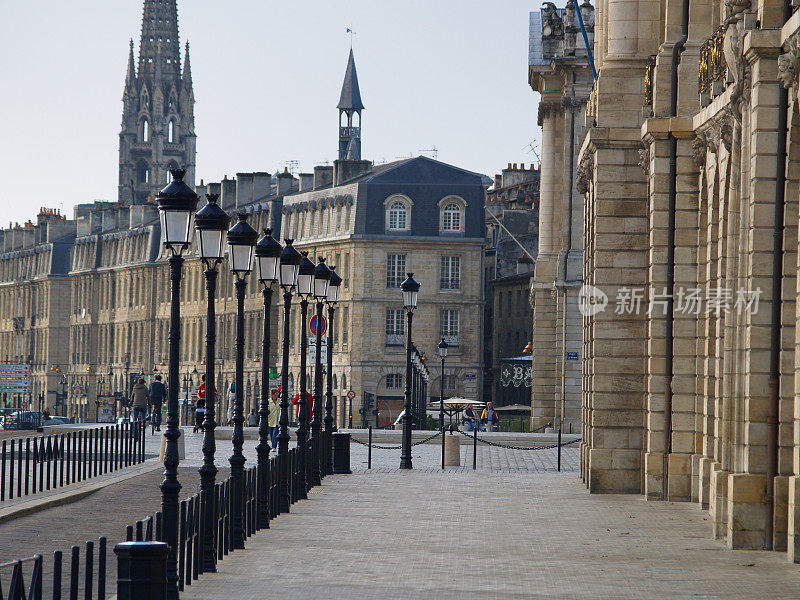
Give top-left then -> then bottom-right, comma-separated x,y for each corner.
119,0 -> 196,204
338,49 -> 364,161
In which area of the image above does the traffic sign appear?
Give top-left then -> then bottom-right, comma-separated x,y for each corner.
310,314 -> 327,336
0,363 -> 31,394
347,390 -> 356,400
309,338 -> 328,363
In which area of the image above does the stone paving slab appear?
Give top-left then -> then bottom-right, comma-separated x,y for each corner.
181,469 -> 800,600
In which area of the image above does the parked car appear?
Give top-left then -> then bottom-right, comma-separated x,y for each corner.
42,416 -> 71,425
2,411 -> 42,431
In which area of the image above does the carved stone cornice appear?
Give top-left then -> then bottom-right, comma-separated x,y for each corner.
692,132 -> 708,168
779,34 -> 800,90
537,100 -> 561,126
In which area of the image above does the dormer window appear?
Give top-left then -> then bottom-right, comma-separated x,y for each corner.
439,196 -> 466,234
384,195 -> 413,232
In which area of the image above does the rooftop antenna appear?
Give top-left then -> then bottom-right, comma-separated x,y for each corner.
346,27 -> 356,48
420,146 -> 439,161
283,160 -> 300,175
523,141 -> 541,167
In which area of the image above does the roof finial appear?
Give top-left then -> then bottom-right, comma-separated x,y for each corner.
346,26 -> 356,49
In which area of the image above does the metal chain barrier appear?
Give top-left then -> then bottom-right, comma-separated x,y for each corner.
454,429 -> 582,451
350,430 -> 442,450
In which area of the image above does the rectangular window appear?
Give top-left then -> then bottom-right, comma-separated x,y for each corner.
385,309 -> 406,346
440,309 -> 459,346
386,374 -> 403,389
440,256 -> 461,290
343,253 -> 350,289
342,306 -> 349,345
386,254 -> 406,288
443,374 -> 457,394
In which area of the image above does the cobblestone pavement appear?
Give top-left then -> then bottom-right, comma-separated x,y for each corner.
182,469 -> 800,600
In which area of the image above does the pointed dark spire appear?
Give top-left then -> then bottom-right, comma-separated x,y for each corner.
337,49 -> 364,111
138,0 -> 181,80
125,39 -> 136,87
182,41 -> 192,85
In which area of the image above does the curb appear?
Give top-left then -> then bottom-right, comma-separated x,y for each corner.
0,457 -> 163,525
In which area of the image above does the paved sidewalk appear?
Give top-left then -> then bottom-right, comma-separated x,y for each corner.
182,469 -> 800,600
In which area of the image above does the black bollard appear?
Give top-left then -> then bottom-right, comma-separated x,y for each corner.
367,426 -> 372,470
332,432 -> 351,474
473,428 -> 477,470
114,541 -> 169,600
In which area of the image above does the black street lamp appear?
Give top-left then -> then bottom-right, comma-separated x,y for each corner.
311,257 -> 331,485
399,273 -> 420,469
277,240 -> 300,512
296,251 -> 315,496
254,228 -> 280,528
438,338 -> 448,469
226,212 -> 258,550
324,267 -> 341,474
156,167 -> 198,600
195,192 -> 229,571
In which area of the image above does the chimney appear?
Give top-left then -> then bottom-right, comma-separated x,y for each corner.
220,177 -> 237,210
299,173 -> 314,192
334,159 -> 371,186
276,168 -> 293,197
520,163 -> 525,170
494,174 -> 502,189
507,163 -> 512,169
252,172 -> 271,200
512,163 -> 517,170
236,173 -> 255,209
313,166 -> 334,189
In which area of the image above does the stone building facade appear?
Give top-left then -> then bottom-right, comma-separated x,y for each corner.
528,1 -> 594,432
575,0 -> 800,561
1,4 -> 488,431
484,163 -> 539,403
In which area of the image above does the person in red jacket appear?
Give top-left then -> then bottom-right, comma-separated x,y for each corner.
291,391 -> 313,422
196,375 -> 217,433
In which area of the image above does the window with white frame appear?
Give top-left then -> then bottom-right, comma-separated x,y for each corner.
385,309 -> 405,346
386,373 -> 403,389
442,374 -> 457,394
386,254 -> 406,288
441,203 -> 461,232
440,255 -> 461,290
388,201 -> 408,230
440,309 -> 459,346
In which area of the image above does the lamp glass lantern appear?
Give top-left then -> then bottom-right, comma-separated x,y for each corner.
195,193 -> 230,265
226,212 -> 258,277
255,228 -> 282,285
297,252 -> 315,297
313,258 -> 332,300
400,273 -> 420,310
279,240 -> 301,289
157,168 -> 199,254
327,267 -> 342,303
438,338 -> 448,359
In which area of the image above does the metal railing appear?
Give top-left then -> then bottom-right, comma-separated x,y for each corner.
699,24 -> 726,106
1,422 -> 146,503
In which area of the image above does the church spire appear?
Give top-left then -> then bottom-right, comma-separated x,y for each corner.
119,0 -> 196,205
138,0 -> 181,81
125,39 -> 136,88
338,49 -> 364,161
182,41 -> 193,85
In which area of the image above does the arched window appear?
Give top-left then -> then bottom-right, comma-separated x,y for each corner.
333,374 -> 338,389
442,203 -> 461,232
342,374 -> 347,390
389,202 -> 407,230
167,121 -> 175,143
142,120 -> 150,142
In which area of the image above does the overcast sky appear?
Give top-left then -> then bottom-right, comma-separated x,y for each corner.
0,1 -> 541,225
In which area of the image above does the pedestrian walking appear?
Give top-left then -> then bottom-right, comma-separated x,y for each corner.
196,374 -> 216,432
269,388 -> 280,449
247,408 -> 258,427
131,378 -> 149,422
148,375 -> 166,433
227,382 -> 236,426
480,401 -> 500,432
